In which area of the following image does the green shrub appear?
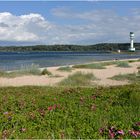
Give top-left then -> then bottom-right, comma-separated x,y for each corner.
41,69 -> 52,75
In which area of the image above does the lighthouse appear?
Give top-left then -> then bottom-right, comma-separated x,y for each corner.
129,32 -> 135,51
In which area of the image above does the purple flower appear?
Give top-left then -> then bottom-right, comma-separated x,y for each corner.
136,122 -> 140,126
117,130 -> 124,135
3,112 -> 9,115
109,130 -> 115,139
129,130 -> 138,138
99,128 -> 104,134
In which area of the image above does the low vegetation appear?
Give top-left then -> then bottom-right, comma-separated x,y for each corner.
0,64 -> 53,78
110,72 -> 140,83
72,59 -> 139,69
59,72 -> 97,86
41,69 -> 52,76
116,61 -> 130,68
0,84 -> 140,138
0,64 -> 41,78
72,63 -> 106,69
57,66 -> 72,72
128,59 -> 140,63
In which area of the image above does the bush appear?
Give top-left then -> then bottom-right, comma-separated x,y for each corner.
41,69 -> 52,76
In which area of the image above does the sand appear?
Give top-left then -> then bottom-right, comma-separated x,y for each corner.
0,59 -> 139,87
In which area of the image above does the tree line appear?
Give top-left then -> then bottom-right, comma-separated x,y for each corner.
0,43 -> 139,52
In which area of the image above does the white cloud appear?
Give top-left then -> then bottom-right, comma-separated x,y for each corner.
0,9 -> 140,45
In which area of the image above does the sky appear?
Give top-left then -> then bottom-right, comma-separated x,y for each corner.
0,1 -> 140,45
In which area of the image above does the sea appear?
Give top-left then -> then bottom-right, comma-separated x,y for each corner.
0,51 -> 140,71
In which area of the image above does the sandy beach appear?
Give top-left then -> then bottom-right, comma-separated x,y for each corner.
0,59 -> 139,87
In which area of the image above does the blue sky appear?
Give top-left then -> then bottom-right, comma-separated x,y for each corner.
0,1 -> 140,45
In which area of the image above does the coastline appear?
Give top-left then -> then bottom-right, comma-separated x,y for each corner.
0,58 -> 139,87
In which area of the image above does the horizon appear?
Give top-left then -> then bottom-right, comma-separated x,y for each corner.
0,1 -> 140,46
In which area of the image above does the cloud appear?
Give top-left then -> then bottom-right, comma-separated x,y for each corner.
0,9 -> 140,45
51,7 -> 140,43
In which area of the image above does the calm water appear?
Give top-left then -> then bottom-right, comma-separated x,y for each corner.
0,51 -> 140,70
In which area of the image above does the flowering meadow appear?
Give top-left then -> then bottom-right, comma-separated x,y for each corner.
0,84 -> 140,139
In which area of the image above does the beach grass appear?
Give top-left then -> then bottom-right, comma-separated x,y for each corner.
0,64 -> 52,78
0,64 -> 40,78
72,59 -> 139,70
72,63 -> 106,69
110,72 -> 140,83
116,61 -> 131,68
59,72 -> 97,86
0,84 -> 140,138
57,66 -> 72,72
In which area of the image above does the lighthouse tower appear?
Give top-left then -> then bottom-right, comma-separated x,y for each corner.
129,32 -> 135,51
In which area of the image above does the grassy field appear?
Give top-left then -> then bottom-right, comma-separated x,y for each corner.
0,84 -> 140,139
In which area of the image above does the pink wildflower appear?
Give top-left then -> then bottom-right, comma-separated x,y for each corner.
48,106 -> 53,111
129,130 -> 138,138
3,112 -> 9,115
136,122 -> 140,126
109,129 -> 115,139
117,130 -> 124,135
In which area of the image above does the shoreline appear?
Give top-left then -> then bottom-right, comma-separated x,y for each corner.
0,58 -> 139,87
40,58 -> 139,70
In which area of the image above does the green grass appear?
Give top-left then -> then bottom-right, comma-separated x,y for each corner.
57,66 -> 72,72
0,84 -> 140,138
110,73 -> 140,83
116,61 -> 131,68
59,72 -> 97,86
72,63 -> 106,69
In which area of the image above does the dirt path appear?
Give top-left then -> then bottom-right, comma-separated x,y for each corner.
0,60 -> 139,87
